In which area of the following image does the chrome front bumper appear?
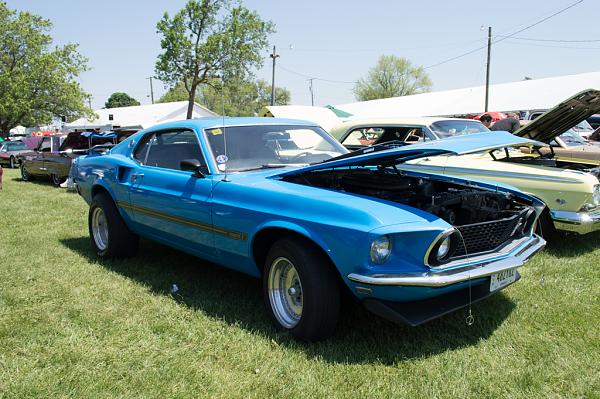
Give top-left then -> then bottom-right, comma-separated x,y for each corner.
348,235 -> 545,287
551,210 -> 600,235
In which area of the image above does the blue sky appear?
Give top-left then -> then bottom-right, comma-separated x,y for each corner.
7,0 -> 600,109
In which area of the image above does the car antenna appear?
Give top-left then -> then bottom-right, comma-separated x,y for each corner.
220,74 -> 230,182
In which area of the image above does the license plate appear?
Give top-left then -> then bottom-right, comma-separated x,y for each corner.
490,269 -> 517,292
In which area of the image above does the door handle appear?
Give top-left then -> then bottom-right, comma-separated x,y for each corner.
131,173 -> 144,180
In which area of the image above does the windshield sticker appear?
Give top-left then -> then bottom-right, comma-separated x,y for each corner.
216,154 -> 228,164
210,128 -> 222,135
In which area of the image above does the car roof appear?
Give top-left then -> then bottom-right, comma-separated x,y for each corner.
329,117 -> 478,140
147,117 -> 321,132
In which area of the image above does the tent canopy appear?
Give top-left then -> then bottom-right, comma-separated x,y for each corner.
65,101 -> 217,131
335,71 -> 600,118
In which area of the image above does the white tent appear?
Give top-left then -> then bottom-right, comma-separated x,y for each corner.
260,105 -> 342,132
65,101 -> 217,132
335,71 -> 600,118
9,125 -> 26,135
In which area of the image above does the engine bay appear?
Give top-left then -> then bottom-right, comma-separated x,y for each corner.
284,168 -> 531,227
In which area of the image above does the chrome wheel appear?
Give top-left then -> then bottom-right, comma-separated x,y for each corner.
268,257 -> 303,328
91,207 -> 109,251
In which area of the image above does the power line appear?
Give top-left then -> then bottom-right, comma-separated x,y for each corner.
423,0 -> 584,70
277,63 -> 356,84
274,0 -> 585,87
502,40 -> 600,50
495,35 -> 600,43
286,37 -> 487,54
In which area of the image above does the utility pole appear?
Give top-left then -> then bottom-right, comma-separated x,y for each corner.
147,76 -> 155,104
269,46 -> 280,106
485,26 -> 492,112
87,96 -> 92,109
308,78 -> 315,106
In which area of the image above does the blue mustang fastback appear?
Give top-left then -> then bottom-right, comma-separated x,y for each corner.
73,117 -> 546,341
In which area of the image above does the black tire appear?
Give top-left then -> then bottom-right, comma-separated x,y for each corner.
263,237 -> 340,341
51,173 -> 66,187
88,192 -> 139,258
20,163 -> 33,181
9,156 -> 16,169
536,207 -> 556,243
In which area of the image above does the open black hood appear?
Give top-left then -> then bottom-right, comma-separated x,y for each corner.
515,89 -> 600,144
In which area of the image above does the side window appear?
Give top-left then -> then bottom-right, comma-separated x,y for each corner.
404,128 -> 424,143
39,139 -> 51,152
143,130 -> 208,172
341,128 -> 384,146
133,133 -> 154,164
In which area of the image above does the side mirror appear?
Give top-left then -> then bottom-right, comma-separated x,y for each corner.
180,159 -> 205,178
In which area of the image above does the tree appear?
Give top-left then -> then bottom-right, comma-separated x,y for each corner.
105,92 -> 140,108
158,78 -> 290,116
354,55 -> 432,101
155,0 -> 275,119
0,4 -> 92,137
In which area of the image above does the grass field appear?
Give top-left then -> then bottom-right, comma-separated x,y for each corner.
0,167 -> 599,398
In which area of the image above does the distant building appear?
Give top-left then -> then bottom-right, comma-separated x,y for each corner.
65,101 -> 217,132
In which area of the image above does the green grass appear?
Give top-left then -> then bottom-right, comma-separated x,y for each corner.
0,167 -> 599,398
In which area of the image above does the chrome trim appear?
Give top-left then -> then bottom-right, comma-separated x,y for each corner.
347,235 -> 545,287
423,228 -> 455,267
551,209 -> 600,234
401,164 -> 583,184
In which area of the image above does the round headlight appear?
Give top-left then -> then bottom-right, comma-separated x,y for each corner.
592,185 -> 600,206
437,236 -> 451,260
370,236 -> 392,264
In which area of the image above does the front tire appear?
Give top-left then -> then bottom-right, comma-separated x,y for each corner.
263,237 -> 340,341
9,156 -> 16,169
88,192 -> 139,258
536,207 -> 556,242
20,163 -> 33,181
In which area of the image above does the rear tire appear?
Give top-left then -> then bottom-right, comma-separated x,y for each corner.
88,192 -> 139,258
20,163 -> 33,181
51,173 -> 66,187
263,237 -> 340,341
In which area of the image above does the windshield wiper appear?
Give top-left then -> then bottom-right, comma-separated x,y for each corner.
236,164 -> 302,172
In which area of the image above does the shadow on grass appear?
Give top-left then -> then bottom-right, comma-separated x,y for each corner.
545,231 -> 600,257
61,236 -> 517,365
11,176 -> 56,187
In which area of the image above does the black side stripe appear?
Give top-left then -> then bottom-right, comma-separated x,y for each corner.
117,201 -> 247,241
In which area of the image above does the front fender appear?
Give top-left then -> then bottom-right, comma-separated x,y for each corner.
250,220 -> 334,257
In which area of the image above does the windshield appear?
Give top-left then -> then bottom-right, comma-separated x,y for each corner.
4,142 -> 28,150
559,129 -> 587,147
572,120 -> 594,134
430,120 -> 490,138
204,125 -> 347,172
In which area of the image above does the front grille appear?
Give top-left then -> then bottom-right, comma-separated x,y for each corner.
452,210 -> 529,257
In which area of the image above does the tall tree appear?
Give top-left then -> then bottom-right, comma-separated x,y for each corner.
105,92 -> 140,108
354,55 -> 432,101
0,4 -> 92,137
155,0 -> 274,119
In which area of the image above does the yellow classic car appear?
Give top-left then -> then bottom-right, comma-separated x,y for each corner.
329,117 -> 600,236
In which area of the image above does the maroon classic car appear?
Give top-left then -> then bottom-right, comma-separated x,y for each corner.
19,131 -> 132,186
